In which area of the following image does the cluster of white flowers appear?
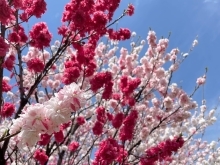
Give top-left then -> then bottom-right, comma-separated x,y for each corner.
9,83 -> 87,148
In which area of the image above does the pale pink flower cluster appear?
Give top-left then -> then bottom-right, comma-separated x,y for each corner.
9,83 -> 86,147
196,75 -> 206,85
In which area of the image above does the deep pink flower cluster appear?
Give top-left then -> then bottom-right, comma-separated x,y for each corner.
96,107 -> 107,123
76,116 -> 85,125
11,0 -> 23,9
60,0 -> 133,73
60,121 -> 72,130
2,79 -> 12,92
112,112 -> 124,129
120,76 -> 141,106
106,112 -> 113,121
8,32 -> 20,43
0,36 -> 9,57
0,0 -> 14,25
140,136 -> 185,165
1,102 -> 15,118
54,129 -> 64,143
119,110 -> 138,141
84,60 -> 97,77
60,0 -> 133,85
126,4 -> 135,16
116,146 -> 128,163
90,72 -> 112,91
57,25 -> 68,36
95,0 -> 121,21
63,45 -> 98,85
93,121 -> 103,135
33,149 -> 48,165
62,0 -> 121,37
90,72 -> 113,99
112,93 -> 121,100
27,57 -> 44,73
8,26 -> 28,44
93,107 -> 106,135
93,138 -> 120,165
108,28 -> 131,41
68,141 -> 79,152
38,134 -> 51,146
76,43 -> 98,73
19,0 -> 47,21
62,57 -> 81,85
120,76 -> 141,95
102,81 -> 113,99
29,22 -> 52,49
62,0 -> 94,32
92,11 -> 108,29
3,55 -> 15,71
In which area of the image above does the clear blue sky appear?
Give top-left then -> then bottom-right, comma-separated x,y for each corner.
31,0 -> 220,141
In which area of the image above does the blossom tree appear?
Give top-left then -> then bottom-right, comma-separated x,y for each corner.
0,0 -> 219,165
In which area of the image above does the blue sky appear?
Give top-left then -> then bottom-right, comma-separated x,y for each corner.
30,0 -> 220,141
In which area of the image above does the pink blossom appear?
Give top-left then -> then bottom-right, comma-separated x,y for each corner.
76,116 -> 86,125
92,121 -> 103,135
147,30 -> 157,48
155,68 -> 165,79
38,133 -> 51,146
12,0 -> 23,9
112,112 -> 124,129
169,63 -> 179,71
126,4 -> 135,16
29,22 -> 52,49
62,58 -> 81,85
1,102 -> 15,118
8,26 -> 28,44
27,58 -> 44,73
96,107 -> 106,123
93,138 -> 120,165
21,0 -> 47,19
8,32 -> 20,43
92,11 -> 108,29
108,28 -> 131,41
0,0 -> 13,25
54,130 -> 64,143
152,98 -> 161,108
60,121 -> 72,130
163,97 -> 173,109
196,76 -> 206,85
90,72 -> 112,92
120,76 -> 141,96
102,81 -> 113,99
3,55 -> 15,71
140,136 -> 184,165
2,79 -> 12,92
179,93 -> 190,107
33,149 -> 48,165
0,36 -> 9,57
68,141 -> 79,152
119,110 -> 138,141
